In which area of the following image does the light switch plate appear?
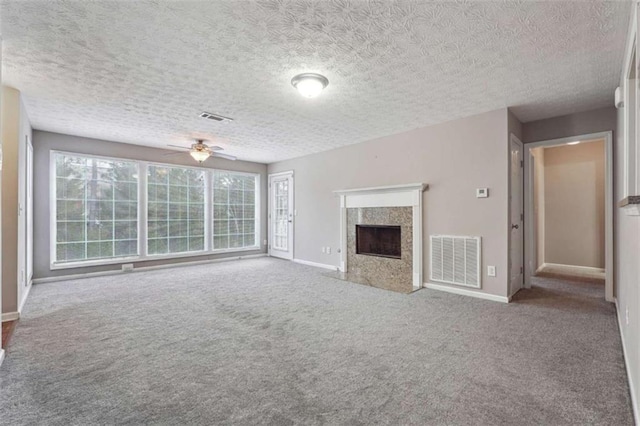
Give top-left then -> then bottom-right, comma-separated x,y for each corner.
487,265 -> 496,277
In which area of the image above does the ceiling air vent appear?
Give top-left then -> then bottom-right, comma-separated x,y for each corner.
199,111 -> 234,122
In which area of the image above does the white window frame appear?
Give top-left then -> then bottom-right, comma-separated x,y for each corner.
50,150 -> 260,270
211,169 -> 261,253
144,161 -> 209,258
50,151 -> 142,269
622,4 -> 639,199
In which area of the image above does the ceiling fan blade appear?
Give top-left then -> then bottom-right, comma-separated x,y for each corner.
212,152 -> 237,161
208,145 -> 224,151
162,151 -> 184,156
167,144 -> 190,150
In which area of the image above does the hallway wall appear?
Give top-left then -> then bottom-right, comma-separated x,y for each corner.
543,140 -> 605,269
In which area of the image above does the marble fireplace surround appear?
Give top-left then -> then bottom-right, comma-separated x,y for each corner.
334,184 -> 428,292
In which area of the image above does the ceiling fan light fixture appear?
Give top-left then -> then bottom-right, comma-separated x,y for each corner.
291,73 -> 329,98
190,149 -> 211,163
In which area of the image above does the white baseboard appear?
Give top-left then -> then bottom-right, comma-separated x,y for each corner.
0,349 -> 5,368
424,282 -> 509,303
538,262 -> 605,274
615,300 -> 639,425
293,258 -> 338,271
32,254 -> 268,285
2,312 -> 20,322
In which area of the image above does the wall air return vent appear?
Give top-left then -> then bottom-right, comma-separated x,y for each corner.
430,235 -> 481,288
199,111 -> 234,122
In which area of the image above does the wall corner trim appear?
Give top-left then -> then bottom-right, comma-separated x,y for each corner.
615,300 -> 639,424
424,282 -> 510,303
292,258 -> 338,271
18,282 -> 32,314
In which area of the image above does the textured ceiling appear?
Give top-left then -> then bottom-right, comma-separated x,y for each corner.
0,0 -> 632,163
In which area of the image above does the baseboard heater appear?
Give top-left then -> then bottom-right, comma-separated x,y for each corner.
430,235 -> 481,288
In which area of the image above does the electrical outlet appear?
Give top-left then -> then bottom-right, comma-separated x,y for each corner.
263,239 -> 267,246
487,265 -> 496,277
476,188 -> 489,198
326,247 -> 331,254
321,247 -> 326,253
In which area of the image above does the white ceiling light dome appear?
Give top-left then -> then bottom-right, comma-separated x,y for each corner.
291,73 -> 329,98
190,149 -> 211,163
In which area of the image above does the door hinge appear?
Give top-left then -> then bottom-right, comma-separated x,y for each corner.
520,266 -> 523,274
520,160 -> 524,168
520,213 -> 524,221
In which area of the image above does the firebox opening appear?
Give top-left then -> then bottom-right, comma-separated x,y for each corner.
356,225 -> 401,259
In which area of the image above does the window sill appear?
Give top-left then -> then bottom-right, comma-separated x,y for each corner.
50,246 -> 262,270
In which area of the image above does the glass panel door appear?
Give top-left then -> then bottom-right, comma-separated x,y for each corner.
269,172 -> 294,259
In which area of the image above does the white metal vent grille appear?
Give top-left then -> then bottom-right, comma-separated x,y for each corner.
430,235 -> 481,288
199,111 -> 234,122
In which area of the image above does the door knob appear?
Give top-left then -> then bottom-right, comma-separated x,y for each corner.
511,224 -> 519,230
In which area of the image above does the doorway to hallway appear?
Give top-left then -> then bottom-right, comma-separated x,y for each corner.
524,132 -> 613,301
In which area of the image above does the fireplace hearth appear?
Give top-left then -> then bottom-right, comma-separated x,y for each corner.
356,225 -> 401,259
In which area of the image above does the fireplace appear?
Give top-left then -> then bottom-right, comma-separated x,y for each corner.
335,183 -> 427,292
356,225 -> 402,259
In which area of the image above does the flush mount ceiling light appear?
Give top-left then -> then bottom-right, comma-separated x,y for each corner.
567,141 -> 581,145
291,73 -> 329,98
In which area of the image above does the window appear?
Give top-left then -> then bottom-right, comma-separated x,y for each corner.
212,171 -> 258,250
52,151 -> 260,268
54,153 -> 138,264
147,165 -> 206,255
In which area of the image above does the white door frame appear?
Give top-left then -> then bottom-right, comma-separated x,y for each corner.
508,134 -> 524,298
25,138 -> 34,284
268,171 -> 294,260
523,131 -> 614,302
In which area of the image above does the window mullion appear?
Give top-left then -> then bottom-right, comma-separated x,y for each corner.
205,170 -> 212,252
139,162 -> 148,257
84,161 -> 88,260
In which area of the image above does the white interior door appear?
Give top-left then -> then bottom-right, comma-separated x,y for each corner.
510,135 -> 524,296
26,140 -> 34,283
269,172 -> 294,260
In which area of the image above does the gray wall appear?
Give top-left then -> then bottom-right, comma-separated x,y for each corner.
508,109 -> 523,141
268,108 -> 511,298
543,140 -> 605,268
522,106 -> 617,143
33,131 -> 268,279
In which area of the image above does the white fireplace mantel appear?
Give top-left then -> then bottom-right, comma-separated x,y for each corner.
334,183 -> 428,291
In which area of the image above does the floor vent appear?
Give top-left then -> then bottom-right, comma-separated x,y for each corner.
430,235 -> 481,288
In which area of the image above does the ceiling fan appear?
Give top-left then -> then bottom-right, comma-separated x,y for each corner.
165,139 -> 237,163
